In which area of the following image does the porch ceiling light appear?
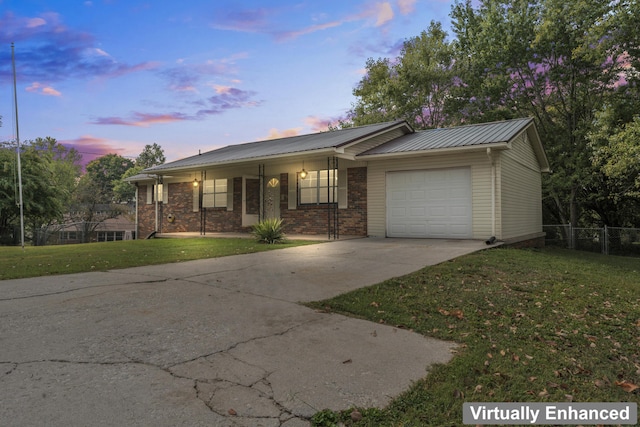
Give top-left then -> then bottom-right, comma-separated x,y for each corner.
193,178 -> 199,187
300,161 -> 307,179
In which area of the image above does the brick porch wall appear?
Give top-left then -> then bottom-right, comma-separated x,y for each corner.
136,178 -> 245,237
203,177 -> 243,233
137,170 -> 368,237
137,184 -> 156,238
280,167 -> 367,236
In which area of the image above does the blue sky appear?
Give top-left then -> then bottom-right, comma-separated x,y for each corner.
0,0 -> 455,164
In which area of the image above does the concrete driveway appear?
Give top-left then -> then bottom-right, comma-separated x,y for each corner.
0,238 -> 487,427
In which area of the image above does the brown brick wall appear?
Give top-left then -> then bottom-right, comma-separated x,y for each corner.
280,167 -> 367,236
203,177 -> 243,233
136,170 -> 368,238
137,178 -> 245,237
137,184 -> 156,238
161,182 -> 199,233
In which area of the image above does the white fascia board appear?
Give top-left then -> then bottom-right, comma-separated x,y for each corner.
354,142 -> 510,161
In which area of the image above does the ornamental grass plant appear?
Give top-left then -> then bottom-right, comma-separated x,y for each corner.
251,218 -> 287,244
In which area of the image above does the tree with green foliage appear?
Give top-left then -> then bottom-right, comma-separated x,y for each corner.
82,153 -> 135,204
0,138 -> 81,244
587,86 -> 640,226
350,21 -> 456,129
449,0 -> 638,227
136,143 -> 166,169
68,153 -> 135,242
350,0 -> 639,227
112,144 -> 166,204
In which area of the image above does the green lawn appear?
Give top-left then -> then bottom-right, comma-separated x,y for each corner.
307,248 -> 640,426
0,238 -> 319,280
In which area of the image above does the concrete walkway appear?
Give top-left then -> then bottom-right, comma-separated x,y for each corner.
0,238 -> 489,426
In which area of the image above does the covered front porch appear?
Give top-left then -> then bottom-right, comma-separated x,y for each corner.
134,154 -> 368,240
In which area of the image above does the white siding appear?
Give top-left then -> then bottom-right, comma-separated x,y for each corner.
500,133 -> 543,239
343,128 -> 407,157
367,152 -> 494,239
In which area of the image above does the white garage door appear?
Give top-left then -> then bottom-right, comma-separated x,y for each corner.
386,168 -> 472,239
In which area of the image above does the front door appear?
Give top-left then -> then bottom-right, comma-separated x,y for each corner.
264,176 -> 281,220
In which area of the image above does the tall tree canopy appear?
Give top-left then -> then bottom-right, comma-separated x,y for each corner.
82,153 -> 135,204
0,138 -> 81,244
112,144 -> 167,204
136,143 -> 166,169
351,21 -> 455,129
349,0 -> 640,227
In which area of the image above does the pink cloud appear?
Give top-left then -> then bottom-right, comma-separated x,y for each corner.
91,112 -> 190,127
26,17 -> 46,28
373,2 -> 394,26
212,84 -> 233,94
275,21 -> 342,42
350,2 -> 394,27
162,55 -> 246,92
25,82 -> 62,96
211,3 -> 396,43
265,127 -> 303,140
59,135 -> 128,168
305,115 -> 346,131
397,0 -> 417,15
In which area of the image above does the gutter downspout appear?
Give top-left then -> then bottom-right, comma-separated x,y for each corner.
487,147 -> 496,239
154,178 -> 159,233
135,183 -> 139,239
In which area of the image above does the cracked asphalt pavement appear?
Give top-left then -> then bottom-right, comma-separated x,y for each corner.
0,238 -> 487,426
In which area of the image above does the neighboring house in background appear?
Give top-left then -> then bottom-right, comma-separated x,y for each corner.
126,118 -> 550,245
53,204 -> 136,244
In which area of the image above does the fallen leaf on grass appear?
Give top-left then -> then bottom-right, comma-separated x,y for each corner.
438,308 -> 464,319
615,380 -> 639,393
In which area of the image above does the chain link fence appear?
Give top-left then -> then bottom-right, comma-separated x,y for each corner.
543,224 -> 640,257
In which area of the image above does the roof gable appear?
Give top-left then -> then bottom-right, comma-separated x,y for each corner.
358,118 -> 534,155
357,117 -> 550,172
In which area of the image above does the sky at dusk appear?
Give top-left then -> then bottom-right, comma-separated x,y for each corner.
0,0 -> 457,165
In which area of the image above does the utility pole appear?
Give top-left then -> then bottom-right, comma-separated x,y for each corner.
11,42 -> 25,250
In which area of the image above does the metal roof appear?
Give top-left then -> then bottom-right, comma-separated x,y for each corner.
358,117 -> 534,156
145,120 -> 408,173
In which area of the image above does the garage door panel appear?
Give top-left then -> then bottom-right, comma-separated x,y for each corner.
390,191 -> 406,201
450,206 -> 469,216
409,190 -> 427,201
389,206 -> 407,217
386,168 -> 472,239
409,224 -> 428,235
409,207 -> 426,217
